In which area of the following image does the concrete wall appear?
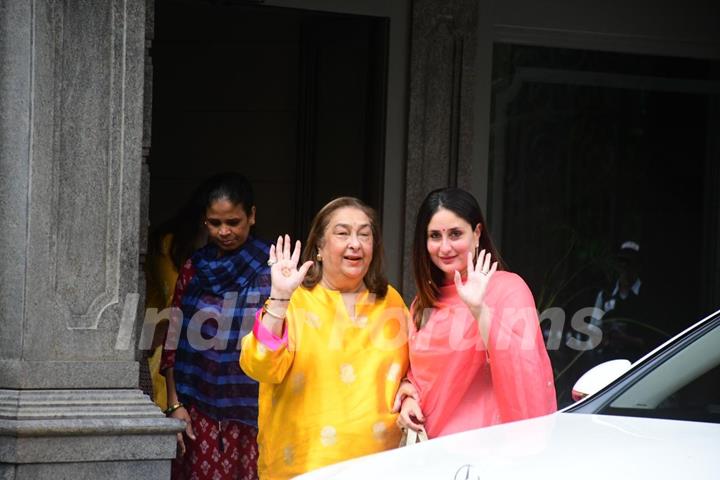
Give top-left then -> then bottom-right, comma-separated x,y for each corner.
0,0 -> 180,476
0,0 -> 144,389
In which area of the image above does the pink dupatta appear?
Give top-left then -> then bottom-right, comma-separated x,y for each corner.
407,271 -> 556,438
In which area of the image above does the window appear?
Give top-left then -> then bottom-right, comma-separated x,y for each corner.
599,320 -> 720,423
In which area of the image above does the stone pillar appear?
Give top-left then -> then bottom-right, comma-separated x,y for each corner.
0,0 -> 181,477
403,0 -> 481,300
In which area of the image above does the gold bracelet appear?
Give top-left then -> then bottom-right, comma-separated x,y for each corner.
262,305 -> 286,320
164,402 -> 184,415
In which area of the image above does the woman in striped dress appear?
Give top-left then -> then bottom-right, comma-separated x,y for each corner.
162,173 -> 271,480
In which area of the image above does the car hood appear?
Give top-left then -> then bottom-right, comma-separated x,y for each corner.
296,413 -> 720,479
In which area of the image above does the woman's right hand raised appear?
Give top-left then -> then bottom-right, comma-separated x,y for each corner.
269,234 -> 314,298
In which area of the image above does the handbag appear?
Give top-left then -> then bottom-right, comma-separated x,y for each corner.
398,427 -> 428,447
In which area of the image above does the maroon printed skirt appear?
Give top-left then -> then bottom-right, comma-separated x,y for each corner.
171,404 -> 259,480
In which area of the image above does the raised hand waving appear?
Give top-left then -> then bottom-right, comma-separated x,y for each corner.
453,249 -> 497,313
267,234 -> 314,299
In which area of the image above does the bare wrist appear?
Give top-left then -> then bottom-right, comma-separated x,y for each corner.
270,287 -> 293,299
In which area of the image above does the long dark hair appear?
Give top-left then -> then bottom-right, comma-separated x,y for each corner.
301,197 -> 388,298
412,187 -> 505,329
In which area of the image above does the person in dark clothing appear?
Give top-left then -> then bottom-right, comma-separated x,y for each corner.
592,241 -> 650,361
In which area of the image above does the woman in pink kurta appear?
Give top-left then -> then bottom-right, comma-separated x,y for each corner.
398,187 -> 556,438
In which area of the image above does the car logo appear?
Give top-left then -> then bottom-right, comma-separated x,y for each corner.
454,464 -> 481,480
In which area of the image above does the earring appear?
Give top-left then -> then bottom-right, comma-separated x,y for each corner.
316,253 -> 323,262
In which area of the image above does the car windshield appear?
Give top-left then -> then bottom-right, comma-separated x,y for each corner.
597,318 -> 720,424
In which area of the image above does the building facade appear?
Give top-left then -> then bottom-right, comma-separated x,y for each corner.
1,0 -> 718,476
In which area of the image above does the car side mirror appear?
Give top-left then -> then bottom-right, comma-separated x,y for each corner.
571,359 -> 632,402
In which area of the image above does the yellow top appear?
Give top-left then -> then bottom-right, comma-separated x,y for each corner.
145,233 -> 178,309
144,233 -> 178,411
240,284 -> 409,479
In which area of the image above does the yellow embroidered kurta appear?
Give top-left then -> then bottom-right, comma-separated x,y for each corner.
240,284 -> 409,479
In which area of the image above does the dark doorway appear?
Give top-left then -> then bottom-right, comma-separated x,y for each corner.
148,0 -> 388,242
489,44 -> 720,406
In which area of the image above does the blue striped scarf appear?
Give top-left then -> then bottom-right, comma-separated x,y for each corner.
174,236 -> 270,425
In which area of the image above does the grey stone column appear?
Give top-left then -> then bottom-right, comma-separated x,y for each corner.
0,0 -> 181,478
403,0 -> 481,301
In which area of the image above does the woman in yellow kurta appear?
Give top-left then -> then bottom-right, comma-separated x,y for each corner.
144,189 -> 207,411
143,232 -> 177,411
240,197 -> 409,479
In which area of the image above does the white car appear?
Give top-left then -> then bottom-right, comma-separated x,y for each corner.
298,308 -> 720,479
